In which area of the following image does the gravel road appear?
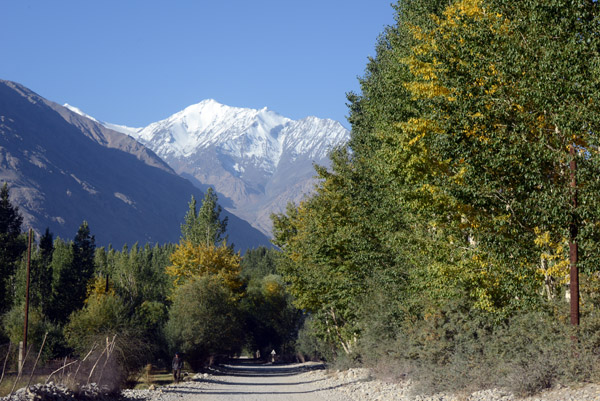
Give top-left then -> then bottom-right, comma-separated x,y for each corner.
123,361 -> 342,401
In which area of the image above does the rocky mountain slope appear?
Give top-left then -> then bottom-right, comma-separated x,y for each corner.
0,80 -> 270,249
77,100 -> 350,235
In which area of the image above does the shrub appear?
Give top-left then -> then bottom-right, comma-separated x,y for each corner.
295,315 -> 336,362
0,304 -> 66,362
358,299 -> 600,396
3,304 -> 52,348
64,292 -> 151,388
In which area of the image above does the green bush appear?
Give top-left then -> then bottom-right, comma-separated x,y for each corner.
64,293 -> 130,350
295,315 -> 336,362
356,298 -> 600,396
64,292 -> 151,387
2,304 -> 52,349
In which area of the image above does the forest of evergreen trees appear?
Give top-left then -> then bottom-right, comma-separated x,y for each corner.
4,0 -> 600,396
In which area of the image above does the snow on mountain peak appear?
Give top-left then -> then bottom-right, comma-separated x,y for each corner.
70,100 -> 349,176
63,103 -> 99,122
119,100 -> 348,175
63,103 -> 142,137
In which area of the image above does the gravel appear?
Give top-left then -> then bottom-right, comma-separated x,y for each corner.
0,382 -> 136,401
307,368 -> 600,401
3,366 -> 599,401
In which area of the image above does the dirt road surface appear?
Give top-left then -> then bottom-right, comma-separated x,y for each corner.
141,361 -> 347,401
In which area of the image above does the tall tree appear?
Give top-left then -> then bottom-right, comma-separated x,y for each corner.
72,220 -> 96,302
397,0 -> 600,318
37,228 -> 54,315
39,228 -> 54,265
181,188 -> 228,247
272,0 -> 453,355
49,222 -> 96,323
240,246 -> 279,282
48,238 -> 74,323
0,183 -> 27,314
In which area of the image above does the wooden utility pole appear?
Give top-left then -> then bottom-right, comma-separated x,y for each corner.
569,145 -> 579,326
20,228 -> 33,374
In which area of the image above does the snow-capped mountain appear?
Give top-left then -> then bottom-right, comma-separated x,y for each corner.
0,80 -> 270,249
67,100 -> 350,235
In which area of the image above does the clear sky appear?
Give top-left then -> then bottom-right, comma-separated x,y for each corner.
0,1 -> 396,129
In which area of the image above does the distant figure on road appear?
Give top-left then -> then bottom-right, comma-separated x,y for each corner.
172,352 -> 183,383
271,349 -> 276,363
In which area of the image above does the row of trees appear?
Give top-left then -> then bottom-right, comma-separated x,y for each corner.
273,0 -> 600,394
0,184 -> 302,384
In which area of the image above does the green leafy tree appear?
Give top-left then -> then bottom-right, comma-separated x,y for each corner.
181,188 -> 228,247
39,228 -> 54,264
165,275 -> 243,367
104,243 -> 172,306
72,221 -> 96,281
240,248 -> 302,358
240,246 -> 278,282
77,243 -> 174,365
272,157 -> 380,355
271,0 -> 600,391
37,228 -> 55,315
394,0 -> 600,317
48,238 -> 74,323
271,0 -> 457,357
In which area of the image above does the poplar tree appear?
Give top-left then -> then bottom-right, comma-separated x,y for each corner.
181,188 -> 228,247
398,0 -> 600,319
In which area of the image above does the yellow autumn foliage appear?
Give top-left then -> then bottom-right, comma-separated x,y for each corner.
533,228 -> 569,285
167,240 -> 243,293
85,276 -> 115,303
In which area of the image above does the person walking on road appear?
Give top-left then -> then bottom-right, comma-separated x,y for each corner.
172,352 -> 183,383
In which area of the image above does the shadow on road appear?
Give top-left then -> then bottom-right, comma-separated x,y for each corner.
209,360 -> 326,378
154,360 -> 368,399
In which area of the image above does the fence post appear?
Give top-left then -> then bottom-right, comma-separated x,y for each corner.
18,342 -> 23,376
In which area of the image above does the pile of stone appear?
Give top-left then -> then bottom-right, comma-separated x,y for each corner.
310,368 -> 600,401
0,382 -> 138,401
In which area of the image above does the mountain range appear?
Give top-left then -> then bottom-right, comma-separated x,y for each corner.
66,100 -> 350,235
0,80 -> 271,249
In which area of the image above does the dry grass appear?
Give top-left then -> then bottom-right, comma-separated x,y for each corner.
0,374 -> 46,397
131,367 -> 174,389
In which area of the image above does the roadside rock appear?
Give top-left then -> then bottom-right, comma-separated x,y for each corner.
1,382 -> 138,401
303,368 -> 600,401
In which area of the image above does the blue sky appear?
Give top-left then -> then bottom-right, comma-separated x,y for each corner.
0,1 -> 396,128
